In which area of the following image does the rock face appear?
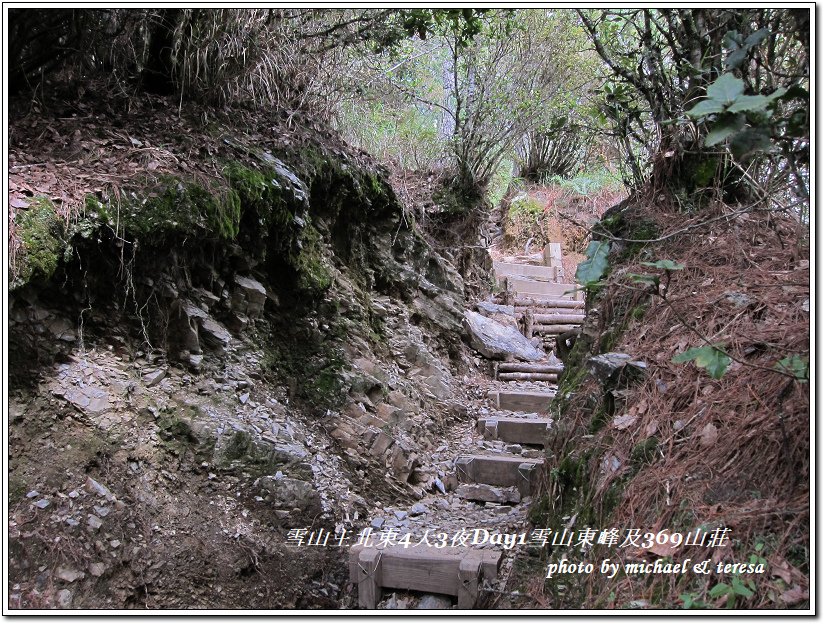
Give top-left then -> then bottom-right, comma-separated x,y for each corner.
232,276 -> 268,319
455,483 -> 520,504
586,352 -> 647,384
258,476 -> 321,515
462,310 -> 544,361
474,301 -> 519,331
476,301 -> 516,317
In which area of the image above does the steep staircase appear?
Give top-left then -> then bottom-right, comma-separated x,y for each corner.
349,243 -> 584,609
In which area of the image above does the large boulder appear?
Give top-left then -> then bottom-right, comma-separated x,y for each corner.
462,310 -> 545,361
586,352 -> 647,384
232,275 -> 268,319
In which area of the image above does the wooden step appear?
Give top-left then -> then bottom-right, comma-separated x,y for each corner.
493,262 -> 559,283
495,295 -> 584,309
455,454 -> 543,496
513,297 -> 584,309
508,277 -> 579,299
532,323 -> 580,335
497,372 -> 557,382
349,544 -> 502,609
488,390 -> 555,413
497,361 -> 564,374
532,313 -> 585,324
478,417 -> 553,446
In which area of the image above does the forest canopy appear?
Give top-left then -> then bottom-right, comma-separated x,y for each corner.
8,8 -> 809,213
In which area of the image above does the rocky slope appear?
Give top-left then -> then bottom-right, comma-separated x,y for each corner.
7,97 -> 486,609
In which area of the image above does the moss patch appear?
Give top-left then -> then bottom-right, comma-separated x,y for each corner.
293,223 -> 332,293
12,196 -> 65,289
122,177 -> 242,242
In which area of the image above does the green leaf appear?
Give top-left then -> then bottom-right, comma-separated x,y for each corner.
722,30 -> 743,49
576,240 -> 610,286
686,99 -> 725,118
672,345 -> 731,379
707,74 -> 745,105
775,354 -> 809,383
705,113 -> 746,146
730,127 -> 773,158
725,28 -> 770,70
725,47 -> 749,70
727,94 -> 771,113
709,583 -> 731,599
731,577 -> 754,598
642,260 -> 685,270
744,27 -> 770,49
629,273 -> 659,287
705,126 -> 738,147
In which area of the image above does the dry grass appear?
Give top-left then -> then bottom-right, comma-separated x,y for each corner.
550,198 -> 810,608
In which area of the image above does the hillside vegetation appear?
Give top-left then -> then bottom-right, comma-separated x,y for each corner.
6,8 -> 810,611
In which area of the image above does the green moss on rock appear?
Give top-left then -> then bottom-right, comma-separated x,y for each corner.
122,177 -> 241,242
12,196 -> 65,289
224,161 -> 291,230
294,224 -> 333,293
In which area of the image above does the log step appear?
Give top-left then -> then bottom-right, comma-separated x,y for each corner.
497,362 -> 564,374
498,372 -> 557,382
455,454 -> 543,496
478,416 -> 553,446
532,313 -> 585,324
513,298 -> 584,309
488,390 -> 556,413
349,544 -> 502,609
532,323 -> 580,335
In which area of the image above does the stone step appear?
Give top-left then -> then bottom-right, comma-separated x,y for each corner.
455,454 -> 543,496
488,390 -> 555,413
493,261 -> 559,283
349,544 -> 502,609
477,416 -> 553,446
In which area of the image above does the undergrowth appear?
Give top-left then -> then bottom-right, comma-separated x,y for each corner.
539,195 -> 810,609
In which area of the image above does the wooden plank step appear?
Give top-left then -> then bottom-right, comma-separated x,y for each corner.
349,544 -> 502,609
488,390 -> 555,413
478,416 -> 553,445
495,295 -> 583,308
532,313 -> 585,324
498,372 -> 557,382
493,262 -> 559,282
513,297 -> 584,309
455,454 -> 543,496
532,324 -> 580,335
498,362 -> 564,374
508,278 -> 579,298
